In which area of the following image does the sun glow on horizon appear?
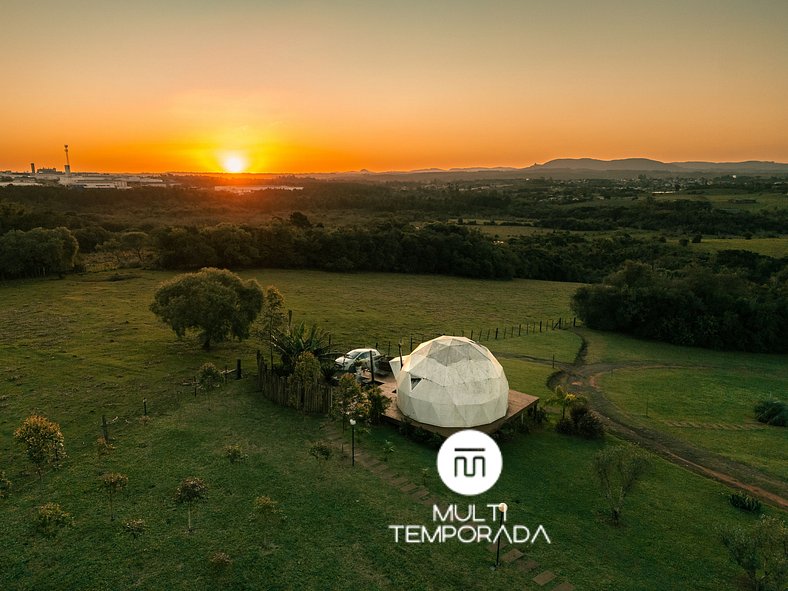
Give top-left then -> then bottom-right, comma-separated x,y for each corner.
221,152 -> 248,174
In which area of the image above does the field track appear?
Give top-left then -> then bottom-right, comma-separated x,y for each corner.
513,334 -> 788,510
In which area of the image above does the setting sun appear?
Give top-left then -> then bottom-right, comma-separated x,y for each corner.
221,153 -> 248,173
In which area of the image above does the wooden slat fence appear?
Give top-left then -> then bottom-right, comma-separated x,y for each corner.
257,356 -> 333,414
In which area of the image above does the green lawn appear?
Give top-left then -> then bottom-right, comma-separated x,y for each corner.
653,191 -> 788,212
689,237 -> 788,258
0,270 -> 785,590
599,368 -> 788,480
0,377 -> 767,591
238,269 -> 580,356
581,328 -> 786,372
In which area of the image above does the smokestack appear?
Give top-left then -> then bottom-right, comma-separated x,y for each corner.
31,163 -> 36,175
64,144 -> 71,175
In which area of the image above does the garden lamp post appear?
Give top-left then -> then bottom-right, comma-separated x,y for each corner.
495,502 -> 508,568
349,418 -> 356,466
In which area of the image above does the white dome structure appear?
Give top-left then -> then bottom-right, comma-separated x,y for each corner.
389,336 -> 509,428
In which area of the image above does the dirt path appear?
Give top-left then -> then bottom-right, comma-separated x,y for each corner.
500,336 -> 788,511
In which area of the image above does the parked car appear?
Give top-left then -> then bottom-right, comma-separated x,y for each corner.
335,348 -> 382,372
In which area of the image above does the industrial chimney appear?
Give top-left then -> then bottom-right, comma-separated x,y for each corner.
64,144 -> 71,175
30,163 -> 36,175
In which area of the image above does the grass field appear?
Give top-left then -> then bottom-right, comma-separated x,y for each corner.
599,368 -> 788,480
473,223 -> 788,258
689,237 -> 788,258
580,327 -> 787,482
0,270 -> 785,590
238,269 -> 581,361
652,191 -> 788,212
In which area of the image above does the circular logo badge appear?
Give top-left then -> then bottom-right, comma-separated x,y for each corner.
437,430 -> 502,496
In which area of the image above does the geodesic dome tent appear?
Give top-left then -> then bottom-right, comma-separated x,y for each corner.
389,336 -> 509,428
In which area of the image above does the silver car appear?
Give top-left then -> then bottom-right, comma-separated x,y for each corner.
335,348 -> 382,372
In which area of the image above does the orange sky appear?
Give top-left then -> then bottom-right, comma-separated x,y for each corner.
1,1 -> 786,173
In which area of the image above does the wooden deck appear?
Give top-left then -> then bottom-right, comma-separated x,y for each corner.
366,372 -> 539,437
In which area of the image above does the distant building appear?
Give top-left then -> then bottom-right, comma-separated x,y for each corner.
59,175 -> 129,189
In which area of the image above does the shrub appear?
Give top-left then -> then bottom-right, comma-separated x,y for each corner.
366,386 -> 391,425
554,417 -> 575,435
253,495 -> 280,516
308,441 -> 332,462
729,491 -> 762,513
593,445 -> 650,525
100,472 -> 129,521
14,415 -> 66,481
571,406 -> 605,439
397,419 -> 443,448
36,502 -> 72,535
252,495 -> 283,547
96,435 -> 115,454
291,352 -> 322,408
123,518 -> 146,537
754,399 -> 787,427
720,515 -> 787,591
208,551 -> 233,571
331,374 -> 371,423
527,405 -> 547,427
0,472 -> 11,499
382,440 -> 395,461
493,418 -> 532,442
198,363 -> 224,391
175,477 -> 208,532
224,444 -> 246,463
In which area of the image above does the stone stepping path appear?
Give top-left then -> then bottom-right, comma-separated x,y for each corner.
487,541 -> 574,588
487,540 -> 509,553
322,420 -> 575,588
502,548 -> 523,563
400,482 -> 419,494
516,559 -> 539,573
662,420 -> 765,431
532,571 -> 556,586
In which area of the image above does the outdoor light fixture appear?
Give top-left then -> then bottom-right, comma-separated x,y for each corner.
495,503 -> 508,568
349,418 -> 357,466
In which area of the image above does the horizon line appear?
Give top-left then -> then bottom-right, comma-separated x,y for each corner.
5,156 -> 788,177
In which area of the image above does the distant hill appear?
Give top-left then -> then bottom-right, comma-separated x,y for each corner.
670,161 -> 788,173
533,158 -> 673,171
282,158 -> 788,181
530,158 -> 788,173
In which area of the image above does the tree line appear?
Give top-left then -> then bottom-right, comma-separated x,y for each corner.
0,227 -> 79,279
572,261 -> 788,353
2,182 -> 786,236
1,218 -> 784,287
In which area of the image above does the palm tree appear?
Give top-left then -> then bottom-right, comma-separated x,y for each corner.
270,321 -> 333,374
546,385 -> 587,419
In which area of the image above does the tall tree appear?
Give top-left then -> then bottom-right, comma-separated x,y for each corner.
257,285 -> 286,368
150,268 -> 263,350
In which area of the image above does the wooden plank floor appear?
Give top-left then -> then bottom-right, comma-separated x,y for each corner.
366,372 -> 539,437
